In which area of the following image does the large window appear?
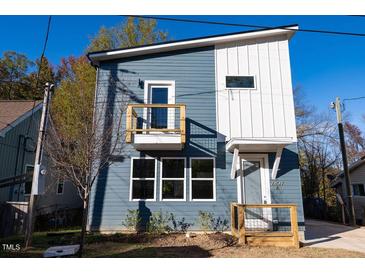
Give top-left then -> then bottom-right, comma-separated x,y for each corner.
226,76 -> 255,89
190,158 -> 215,201
353,184 -> 365,196
160,158 -> 186,201
130,158 -> 156,201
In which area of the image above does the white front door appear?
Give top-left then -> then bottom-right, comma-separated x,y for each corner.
238,154 -> 272,230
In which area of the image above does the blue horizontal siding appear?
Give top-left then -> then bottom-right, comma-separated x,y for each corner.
89,46 -> 304,232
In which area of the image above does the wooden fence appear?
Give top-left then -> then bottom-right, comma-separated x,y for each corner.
231,203 -> 299,248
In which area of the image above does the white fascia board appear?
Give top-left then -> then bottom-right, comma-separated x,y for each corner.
226,137 -> 294,152
89,26 -> 298,63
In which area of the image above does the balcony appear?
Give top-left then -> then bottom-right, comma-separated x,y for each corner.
126,104 -> 186,150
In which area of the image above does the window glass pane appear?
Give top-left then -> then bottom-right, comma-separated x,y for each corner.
57,183 -> 64,194
24,166 -> 34,195
192,180 -> 213,199
354,184 -> 365,196
360,185 -> 365,196
192,159 -> 214,178
132,180 -> 154,199
353,185 -> 359,195
226,76 -> 255,88
162,159 -> 184,178
151,87 -> 168,128
162,180 -> 184,199
132,159 -> 155,178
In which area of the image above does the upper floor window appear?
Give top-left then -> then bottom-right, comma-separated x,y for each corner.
226,76 -> 255,89
130,158 -> 156,201
353,184 -> 365,196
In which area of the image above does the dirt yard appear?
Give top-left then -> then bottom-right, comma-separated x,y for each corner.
1,232 -> 365,258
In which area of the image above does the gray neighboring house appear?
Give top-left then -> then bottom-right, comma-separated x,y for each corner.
87,26 -> 305,239
0,100 -> 82,231
331,156 -> 365,225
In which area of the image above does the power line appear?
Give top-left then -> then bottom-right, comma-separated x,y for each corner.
343,96 -> 365,102
26,16 -> 52,136
125,15 -> 365,38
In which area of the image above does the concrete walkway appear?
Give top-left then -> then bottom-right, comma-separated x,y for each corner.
304,219 -> 365,253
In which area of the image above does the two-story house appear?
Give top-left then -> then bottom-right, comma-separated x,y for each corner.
87,25 -> 305,239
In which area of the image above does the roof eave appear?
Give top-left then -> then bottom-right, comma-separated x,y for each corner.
88,25 -> 298,63
0,102 -> 43,138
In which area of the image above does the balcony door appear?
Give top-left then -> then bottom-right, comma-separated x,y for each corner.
144,81 -> 175,130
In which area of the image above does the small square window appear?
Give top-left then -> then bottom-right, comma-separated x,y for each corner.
226,76 -> 255,89
353,184 -> 365,196
131,158 -> 156,200
161,158 -> 185,200
190,158 -> 215,201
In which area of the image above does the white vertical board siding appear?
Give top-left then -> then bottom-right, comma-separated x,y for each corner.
216,45 -> 230,138
215,35 -> 297,141
227,44 -> 242,138
237,42 -> 252,138
278,40 -> 297,138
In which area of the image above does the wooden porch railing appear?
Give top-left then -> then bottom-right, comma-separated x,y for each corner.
126,104 -> 186,144
231,203 -> 300,248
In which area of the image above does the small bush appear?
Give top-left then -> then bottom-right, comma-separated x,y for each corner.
169,213 -> 193,233
212,217 -> 229,232
197,211 -> 214,231
197,211 -> 229,232
122,209 -> 141,231
148,211 -> 171,234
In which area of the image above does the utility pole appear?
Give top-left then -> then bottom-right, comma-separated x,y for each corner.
25,82 -> 53,248
331,97 -> 356,226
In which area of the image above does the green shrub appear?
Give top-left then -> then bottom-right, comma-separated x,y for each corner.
169,213 -> 193,233
212,217 -> 229,232
148,211 -> 171,234
197,211 -> 214,231
122,209 -> 141,231
197,211 -> 229,232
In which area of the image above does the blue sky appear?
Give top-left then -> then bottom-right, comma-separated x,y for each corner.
0,15 -> 364,129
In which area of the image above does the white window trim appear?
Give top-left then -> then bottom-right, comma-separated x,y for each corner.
23,164 -> 34,197
56,182 -> 65,195
143,80 -> 176,130
129,157 -> 157,201
189,157 -> 216,202
225,75 -> 256,90
159,157 -> 186,202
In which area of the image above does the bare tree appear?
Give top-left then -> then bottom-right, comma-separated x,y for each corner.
295,87 -> 341,216
44,60 -> 131,256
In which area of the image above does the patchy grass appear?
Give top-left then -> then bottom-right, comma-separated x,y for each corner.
1,232 -> 364,258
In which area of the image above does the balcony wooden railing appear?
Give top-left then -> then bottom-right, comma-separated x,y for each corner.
126,104 -> 186,144
231,203 -> 299,248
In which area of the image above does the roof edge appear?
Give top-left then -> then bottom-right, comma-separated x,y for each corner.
87,24 -> 299,64
0,102 -> 43,138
